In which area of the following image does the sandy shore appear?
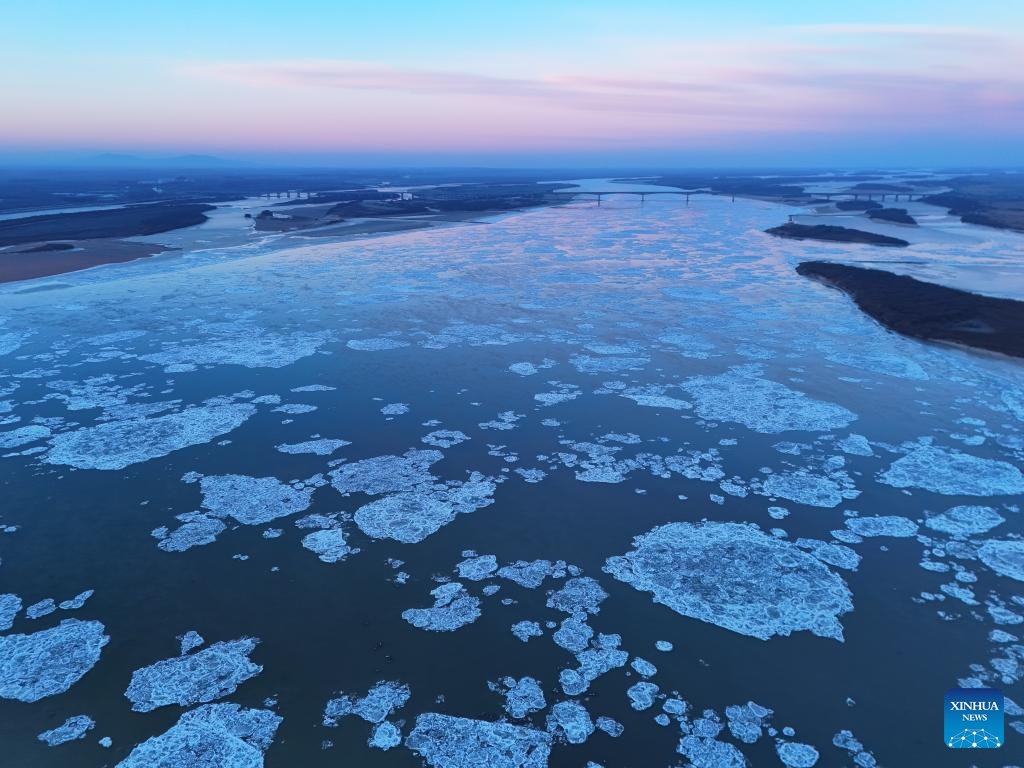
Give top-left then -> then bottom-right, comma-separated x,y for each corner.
0,240 -> 174,284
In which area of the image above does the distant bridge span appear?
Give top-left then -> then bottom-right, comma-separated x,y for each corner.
548,189 -> 923,204
548,190 -> 708,204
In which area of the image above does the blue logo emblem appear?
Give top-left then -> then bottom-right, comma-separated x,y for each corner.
945,688 -> 1003,748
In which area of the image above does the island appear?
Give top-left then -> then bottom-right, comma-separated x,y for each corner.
766,223 -> 909,247
866,208 -> 917,225
796,260 -> 1024,358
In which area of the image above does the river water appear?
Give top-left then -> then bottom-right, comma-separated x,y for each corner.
0,184 -> 1022,766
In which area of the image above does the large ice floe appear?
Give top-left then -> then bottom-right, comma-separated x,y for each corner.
604,522 -> 853,641
679,366 -> 856,434
116,703 -> 281,768
196,473 -> 314,525
406,713 -> 552,768
331,449 -> 496,543
977,540 -> 1024,582
0,619 -> 108,702
402,583 -> 481,631
0,593 -> 22,630
878,444 -> 1024,496
925,506 -> 1005,537
140,328 -> 331,370
44,403 -> 256,470
125,638 -> 262,712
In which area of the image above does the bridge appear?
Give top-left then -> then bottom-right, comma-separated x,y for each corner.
547,190 -> 709,204
547,190 -> 925,205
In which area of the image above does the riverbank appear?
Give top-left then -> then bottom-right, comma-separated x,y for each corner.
797,260 -> 1024,359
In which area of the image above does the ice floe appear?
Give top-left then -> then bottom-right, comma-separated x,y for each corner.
141,329 -> 331,370
116,703 -> 281,768
844,516 -> 919,538
0,593 -> 21,630
406,713 -> 551,768
494,676 -> 546,719
45,403 -> 255,470
276,438 -> 350,455
402,583 -> 481,631
301,528 -> 352,563
547,699 -> 594,743
369,721 -> 402,750
324,680 -> 410,725
605,522 -> 853,641
37,715 -> 95,746
198,473 -> 315,525
978,540 -> 1024,582
423,430 -> 470,448
125,638 -> 262,712
879,444 -> 1024,496
776,740 -> 820,767
511,621 -> 543,642
680,366 -> 856,434
546,577 -> 607,616
0,619 -> 108,702
925,506 -> 1005,537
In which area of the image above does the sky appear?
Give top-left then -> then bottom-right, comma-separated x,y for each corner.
1,0 -> 1022,167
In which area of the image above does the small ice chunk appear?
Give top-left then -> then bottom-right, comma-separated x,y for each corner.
38,715 -> 95,746
402,583 -> 481,632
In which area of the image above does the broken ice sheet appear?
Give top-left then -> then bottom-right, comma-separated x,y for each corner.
605,522 -> 853,641
125,638 -> 262,712
37,714 -> 95,746
679,365 -> 856,434
44,403 -> 256,470
0,619 -> 108,702
323,680 -> 410,725
402,583 -> 481,631
878,444 -> 1024,496
116,703 -> 281,768
406,713 -> 551,768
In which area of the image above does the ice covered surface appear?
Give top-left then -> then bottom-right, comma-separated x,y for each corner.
844,516 -> 918,538
0,593 -> 21,630
759,470 -> 855,508
276,439 -> 350,455
355,473 -> 496,543
655,640 -> 673,652
423,430 -> 470,448
26,598 -> 56,619
368,721 -> 402,750
596,716 -> 624,737
725,701 -> 772,743
402,583 -> 481,631
879,444 -> 1024,496
547,700 -> 594,744
323,680 -> 410,725
198,474 -> 314,525
553,617 -> 593,652
679,366 -> 856,434
978,540 -> 1024,582
347,337 -> 409,351
546,577 -> 607,616
155,514 -> 226,552
605,522 -> 852,641
126,638 -> 262,712
179,630 -> 205,655
0,425 -> 51,449
676,733 -> 746,768
456,554 -> 498,581
498,559 -> 569,589
301,528 -> 351,562
627,681 -> 659,710
381,402 -> 410,416
776,741 -> 820,766
631,657 -> 657,677
511,621 -> 543,642
925,506 -> 1005,537
0,619 -> 108,702
58,590 -> 94,610
45,403 -> 255,470
496,676 -> 546,718
330,449 -> 442,495
406,713 -> 551,768
141,329 -> 330,370
38,715 -> 95,746
116,703 -> 281,768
